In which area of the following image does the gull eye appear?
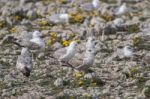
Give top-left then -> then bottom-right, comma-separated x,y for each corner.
88,49 -> 92,52
94,41 -> 98,45
118,45 -> 123,48
92,38 -> 96,41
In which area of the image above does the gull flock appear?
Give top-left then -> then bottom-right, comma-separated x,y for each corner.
1,1 -> 133,78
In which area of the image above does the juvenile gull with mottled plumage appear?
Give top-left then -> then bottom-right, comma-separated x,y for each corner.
16,47 -> 32,77
70,37 -> 98,71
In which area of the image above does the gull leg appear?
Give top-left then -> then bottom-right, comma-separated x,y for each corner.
60,61 -> 76,69
66,62 -> 75,68
32,53 -> 36,61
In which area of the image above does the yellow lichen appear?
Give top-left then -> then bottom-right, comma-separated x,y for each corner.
73,71 -> 84,78
101,12 -> 114,22
89,10 -> 99,17
69,33 -> 76,38
0,21 -> 5,28
28,15 -> 33,19
38,19 -> 49,26
132,36 -> 141,46
10,27 -> 17,33
83,93 -> 92,98
46,39 -> 53,47
62,40 -> 70,47
69,96 -> 75,99
91,82 -> 97,86
59,0 -> 68,4
126,24 -> 139,33
50,32 -> 57,38
74,15 -> 84,22
69,13 -> 85,23
46,32 -> 58,47
74,39 -> 81,43
11,15 -> 21,21
128,67 -> 139,77
78,80 -> 84,86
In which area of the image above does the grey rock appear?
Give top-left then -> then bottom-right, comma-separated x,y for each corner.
51,42 -> 63,51
145,80 -> 150,87
142,87 -> 150,98
27,10 -> 37,20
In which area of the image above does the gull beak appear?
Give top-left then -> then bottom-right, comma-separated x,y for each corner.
94,41 -> 98,45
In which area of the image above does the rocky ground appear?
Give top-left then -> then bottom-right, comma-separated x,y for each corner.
0,0 -> 150,99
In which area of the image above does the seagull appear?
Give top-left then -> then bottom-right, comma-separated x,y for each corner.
123,45 -> 133,58
70,39 -> 97,71
29,31 -> 45,53
53,41 -> 78,67
59,41 -> 78,66
81,0 -> 100,11
86,36 -> 97,49
113,18 -> 125,27
77,36 -> 97,53
76,48 -> 97,71
92,0 -> 100,9
115,3 -> 127,16
48,13 -> 69,24
16,47 -> 32,77
14,31 -> 45,54
4,30 -> 45,54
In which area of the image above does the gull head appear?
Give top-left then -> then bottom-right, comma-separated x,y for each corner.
86,37 -> 97,49
32,31 -> 41,38
87,37 -> 96,42
122,3 -> 126,6
115,2 -> 127,15
92,0 -> 100,8
86,48 -> 97,55
123,45 -> 133,57
120,3 -> 127,10
69,41 -> 78,48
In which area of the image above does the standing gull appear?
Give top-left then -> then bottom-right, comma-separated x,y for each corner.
115,3 -> 127,16
80,0 -> 100,11
86,36 -> 96,49
77,36 -> 97,53
16,47 -> 32,77
15,31 -> 45,58
76,49 -> 97,71
123,45 -> 133,58
29,31 -> 45,53
2,30 -> 45,54
53,41 -> 78,67
70,38 -> 98,71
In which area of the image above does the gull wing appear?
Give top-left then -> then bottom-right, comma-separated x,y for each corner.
53,47 -> 67,59
69,53 -> 84,67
